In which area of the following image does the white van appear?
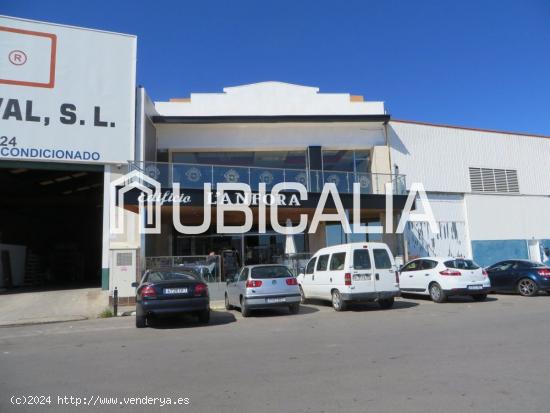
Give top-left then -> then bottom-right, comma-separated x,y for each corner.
297,242 -> 400,311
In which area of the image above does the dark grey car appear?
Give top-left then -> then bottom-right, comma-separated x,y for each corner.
133,268 -> 210,328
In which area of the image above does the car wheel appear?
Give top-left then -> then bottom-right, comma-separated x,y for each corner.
135,315 -> 146,328
429,283 -> 447,303
225,294 -> 233,310
299,286 -> 308,304
241,298 -> 250,318
198,309 -> 210,324
289,303 -> 300,314
471,294 -> 487,301
378,297 -> 395,309
517,278 -> 538,297
331,290 -> 347,311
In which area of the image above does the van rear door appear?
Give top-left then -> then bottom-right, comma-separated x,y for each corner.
351,247 -> 376,293
372,247 -> 398,293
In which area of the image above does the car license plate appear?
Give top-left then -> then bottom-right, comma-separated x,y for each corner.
353,274 -> 371,281
267,297 -> 285,303
467,285 -> 483,290
164,288 -> 188,294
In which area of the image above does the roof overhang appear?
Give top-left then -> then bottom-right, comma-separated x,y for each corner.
152,114 -> 391,124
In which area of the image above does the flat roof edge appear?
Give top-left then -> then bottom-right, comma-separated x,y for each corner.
153,114 -> 391,124
0,14 -> 137,38
391,119 -> 550,139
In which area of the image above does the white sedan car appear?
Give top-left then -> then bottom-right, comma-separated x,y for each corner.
398,257 -> 491,303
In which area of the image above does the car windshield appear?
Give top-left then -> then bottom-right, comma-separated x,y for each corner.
250,266 -> 293,279
444,259 -> 480,270
146,271 -> 199,283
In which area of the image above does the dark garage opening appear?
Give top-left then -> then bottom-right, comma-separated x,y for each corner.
0,162 -> 104,291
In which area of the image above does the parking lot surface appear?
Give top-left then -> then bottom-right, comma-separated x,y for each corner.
1,294 -> 549,412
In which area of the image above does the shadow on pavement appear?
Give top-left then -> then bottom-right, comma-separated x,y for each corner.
239,304 -> 319,318
148,310 -> 237,329
401,293 -> 499,303
303,298 -> 419,311
346,299 -> 419,312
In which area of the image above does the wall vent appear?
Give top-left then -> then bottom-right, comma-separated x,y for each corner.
469,167 -> 519,193
116,252 -> 133,267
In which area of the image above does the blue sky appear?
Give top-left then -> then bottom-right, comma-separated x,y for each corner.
2,0 -> 549,135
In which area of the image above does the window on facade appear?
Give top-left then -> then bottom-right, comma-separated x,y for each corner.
469,167 -> 519,194
172,151 -> 307,169
322,150 -> 371,172
326,221 -> 381,247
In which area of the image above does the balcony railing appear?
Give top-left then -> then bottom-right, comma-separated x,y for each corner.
129,161 -> 406,195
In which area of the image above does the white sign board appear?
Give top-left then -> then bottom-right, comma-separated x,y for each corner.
0,16 -> 136,164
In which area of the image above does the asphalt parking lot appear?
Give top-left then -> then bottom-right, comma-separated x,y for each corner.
1,293 -> 549,413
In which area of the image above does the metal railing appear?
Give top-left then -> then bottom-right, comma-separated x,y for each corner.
145,253 -> 312,282
145,255 -> 222,283
130,161 -> 406,195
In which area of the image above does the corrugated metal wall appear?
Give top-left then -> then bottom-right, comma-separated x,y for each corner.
389,121 -> 550,196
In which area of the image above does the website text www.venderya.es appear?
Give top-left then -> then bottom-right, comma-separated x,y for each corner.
10,394 -> 191,408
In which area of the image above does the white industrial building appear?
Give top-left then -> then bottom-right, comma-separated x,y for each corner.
1,13 -> 548,306
389,120 -> 550,266
129,81 -> 410,298
125,80 -> 550,303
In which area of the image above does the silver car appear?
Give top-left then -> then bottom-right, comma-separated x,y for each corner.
225,264 -> 301,317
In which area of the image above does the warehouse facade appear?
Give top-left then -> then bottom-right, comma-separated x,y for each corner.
388,120 -> 550,267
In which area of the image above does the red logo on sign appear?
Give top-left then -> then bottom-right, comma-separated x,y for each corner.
9,50 -> 27,65
0,26 -> 57,89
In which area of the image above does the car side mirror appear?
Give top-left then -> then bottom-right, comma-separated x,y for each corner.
131,282 -> 138,288
298,267 -> 305,274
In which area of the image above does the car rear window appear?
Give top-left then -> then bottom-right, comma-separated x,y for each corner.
373,249 -> 392,269
147,271 -> 199,282
353,249 -> 371,270
444,259 -> 480,270
250,266 -> 293,279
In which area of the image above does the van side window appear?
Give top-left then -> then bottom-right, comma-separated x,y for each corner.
373,249 -> 392,269
316,254 -> 329,271
305,257 -> 317,274
353,249 -> 371,270
329,252 -> 346,271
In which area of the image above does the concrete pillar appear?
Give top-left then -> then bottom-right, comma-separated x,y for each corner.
308,222 -> 326,254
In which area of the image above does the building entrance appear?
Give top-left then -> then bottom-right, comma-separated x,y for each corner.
0,162 -> 104,290
174,231 -> 308,266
